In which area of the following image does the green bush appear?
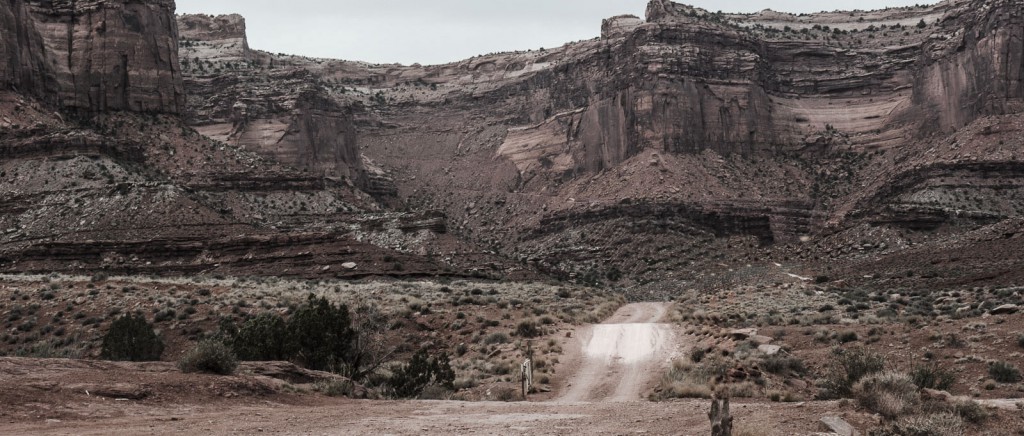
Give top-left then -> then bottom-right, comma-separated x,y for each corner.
988,361 -> 1022,383
220,295 -> 358,374
853,371 -> 919,419
100,314 -> 164,362
179,340 -> 237,375
911,364 -> 955,390
388,349 -> 455,399
819,347 -> 885,399
287,295 -> 357,372
228,313 -> 292,361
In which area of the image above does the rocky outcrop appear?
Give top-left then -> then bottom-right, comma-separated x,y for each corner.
11,0 -> 186,114
601,15 -> 643,39
178,14 -> 366,186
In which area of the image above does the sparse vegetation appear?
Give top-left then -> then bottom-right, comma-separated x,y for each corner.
387,348 -> 455,399
988,361 -> 1021,383
869,412 -> 965,436
760,355 -> 806,375
853,371 -> 919,419
819,347 -> 885,399
911,364 -> 955,390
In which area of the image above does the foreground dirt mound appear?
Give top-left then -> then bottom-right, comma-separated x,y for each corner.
0,357 -> 342,424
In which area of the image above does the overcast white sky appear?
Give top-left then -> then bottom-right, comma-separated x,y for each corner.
176,0 -> 935,65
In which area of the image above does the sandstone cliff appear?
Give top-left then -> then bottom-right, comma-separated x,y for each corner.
6,0 -> 186,113
0,0 -> 57,100
3,0 -> 1024,293
177,14 -> 367,187
0,2 -> 471,281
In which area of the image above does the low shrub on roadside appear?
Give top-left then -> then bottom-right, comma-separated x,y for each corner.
819,347 -> 885,399
869,412 -> 965,436
853,371 -> 919,419
179,340 -> 237,375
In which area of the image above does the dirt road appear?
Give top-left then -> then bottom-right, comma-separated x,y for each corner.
557,303 -> 680,403
0,303 -> 857,435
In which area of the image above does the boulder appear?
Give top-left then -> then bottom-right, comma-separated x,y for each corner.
729,328 -> 758,340
990,304 -> 1019,315
819,416 -> 859,436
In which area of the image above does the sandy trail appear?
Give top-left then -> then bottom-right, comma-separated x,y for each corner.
556,303 -> 678,403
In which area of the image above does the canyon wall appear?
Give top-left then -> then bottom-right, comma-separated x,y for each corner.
0,0 -> 57,100
13,0 -> 185,114
912,0 -> 1024,131
178,13 -> 366,185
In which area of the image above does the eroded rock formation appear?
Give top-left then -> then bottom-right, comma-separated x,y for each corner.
2,0 -> 1024,293
3,0 -> 186,113
177,14 -> 366,186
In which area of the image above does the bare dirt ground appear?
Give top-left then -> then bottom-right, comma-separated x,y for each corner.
3,396 -> 858,435
557,303 -> 681,403
1,303 -> 852,435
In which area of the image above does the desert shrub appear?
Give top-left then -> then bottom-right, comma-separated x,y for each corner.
419,384 -> 452,400
853,371 -> 920,418
869,412 -> 965,436
911,364 -> 955,390
819,347 -> 885,399
315,378 -> 356,397
760,355 -> 806,375
227,313 -> 292,361
100,314 -> 164,362
14,340 -> 83,359
388,348 -> 455,399
838,331 -> 859,343
655,357 -> 730,400
690,347 -> 707,363
287,295 -> 358,373
490,386 -> 521,402
484,332 -> 510,345
952,400 -> 987,424
515,320 -> 539,338
179,340 -> 237,375
988,361 -> 1021,383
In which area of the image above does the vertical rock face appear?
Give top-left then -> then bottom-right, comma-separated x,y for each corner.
5,0 -> 185,114
913,0 -> 1024,132
177,14 -> 366,186
0,0 -> 57,99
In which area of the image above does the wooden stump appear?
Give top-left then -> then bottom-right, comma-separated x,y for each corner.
709,395 -> 733,436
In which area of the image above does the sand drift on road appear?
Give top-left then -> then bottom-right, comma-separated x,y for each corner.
557,303 -> 679,403
584,324 -> 671,364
